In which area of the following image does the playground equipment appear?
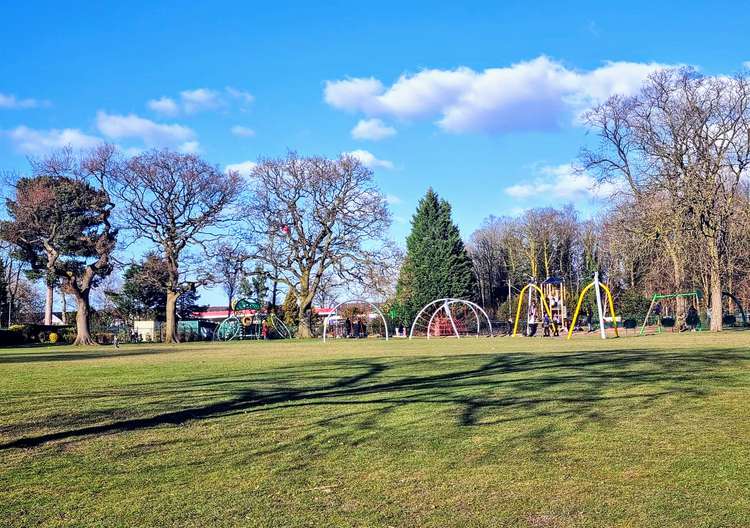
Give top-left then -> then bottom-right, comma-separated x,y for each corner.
409,298 -> 493,339
322,300 -> 390,342
511,281 -> 558,337
213,298 -> 291,341
542,276 -> 567,326
639,291 -> 702,335
722,291 -> 748,326
567,272 -> 619,340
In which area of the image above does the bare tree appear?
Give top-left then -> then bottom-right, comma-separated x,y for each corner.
582,69 -> 750,331
212,241 -> 253,313
244,152 -> 392,338
113,150 -> 242,342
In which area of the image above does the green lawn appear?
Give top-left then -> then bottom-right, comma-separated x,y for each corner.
1,333 -> 749,527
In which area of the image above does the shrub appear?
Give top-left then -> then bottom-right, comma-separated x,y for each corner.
0,329 -> 25,347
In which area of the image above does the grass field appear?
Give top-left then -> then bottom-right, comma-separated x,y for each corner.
1,333 -> 749,527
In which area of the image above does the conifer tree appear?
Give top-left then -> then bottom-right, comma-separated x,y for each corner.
396,189 -> 476,323
282,289 -> 299,327
0,259 -> 8,328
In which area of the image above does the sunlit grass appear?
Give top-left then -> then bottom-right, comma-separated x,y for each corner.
1,333 -> 749,527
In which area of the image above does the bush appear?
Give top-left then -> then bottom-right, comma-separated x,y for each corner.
60,328 -> 77,344
94,332 -> 114,345
618,290 -> 652,320
1,324 -> 72,344
0,329 -> 25,347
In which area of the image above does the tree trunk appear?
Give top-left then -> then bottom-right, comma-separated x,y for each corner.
44,284 -> 54,326
72,289 -> 95,345
296,298 -> 313,338
61,292 -> 67,324
165,290 -> 180,343
708,241 -> 723,332
665,239 -> 686,328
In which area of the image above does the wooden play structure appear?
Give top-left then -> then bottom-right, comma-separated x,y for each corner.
512,280 -> 558,336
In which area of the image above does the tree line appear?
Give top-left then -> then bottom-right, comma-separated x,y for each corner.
2,67 -> 749,343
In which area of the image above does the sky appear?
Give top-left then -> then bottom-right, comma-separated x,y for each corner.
2,1 -> 749,305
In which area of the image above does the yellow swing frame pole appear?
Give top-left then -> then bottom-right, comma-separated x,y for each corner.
512,283 -> 557,336
567,281 -> 619,339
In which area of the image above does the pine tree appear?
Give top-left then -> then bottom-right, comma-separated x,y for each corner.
282,289 -> 299,327
0,259 -> 8,328
396,189 -> 476,323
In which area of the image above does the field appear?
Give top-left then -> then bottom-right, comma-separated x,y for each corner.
1,333 -> 749,527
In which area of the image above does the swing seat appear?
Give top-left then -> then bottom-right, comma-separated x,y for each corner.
661,316 -> 675,328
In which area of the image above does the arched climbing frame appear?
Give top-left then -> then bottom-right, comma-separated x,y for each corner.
322,299 -> 389,342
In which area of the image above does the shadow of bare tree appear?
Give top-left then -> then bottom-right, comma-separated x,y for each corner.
2,347 -> 746,450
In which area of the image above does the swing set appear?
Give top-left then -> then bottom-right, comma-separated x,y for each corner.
639,291 -> 702,335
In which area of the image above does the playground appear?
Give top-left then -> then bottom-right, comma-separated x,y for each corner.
2,334 -> 749,527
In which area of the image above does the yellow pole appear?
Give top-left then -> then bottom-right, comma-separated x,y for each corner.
512,284 -> 531,336
567,282 -> 595,339
600,284 -> 619,338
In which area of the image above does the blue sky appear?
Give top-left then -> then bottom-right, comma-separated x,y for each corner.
2,1 -> 749,304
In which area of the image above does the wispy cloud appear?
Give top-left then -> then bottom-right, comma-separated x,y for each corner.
505,163 -> 620,201
230,125 -> 256,137
148,86 -> 254,116
351,118 -> 396,140
96,111 -> 197,152
4,126 -> 101,154
0,92 -> 50,110
342,149 -> 394,170
225,160 -> 257,177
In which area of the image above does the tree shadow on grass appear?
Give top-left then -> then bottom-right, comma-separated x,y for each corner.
1,347 -> 747,450
0,347 -> 180,364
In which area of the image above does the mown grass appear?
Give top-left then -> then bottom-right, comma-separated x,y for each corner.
1,333 -> 749,527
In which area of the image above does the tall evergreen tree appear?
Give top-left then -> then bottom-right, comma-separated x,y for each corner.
0,259 -> 8,328
396,189 -> 476,323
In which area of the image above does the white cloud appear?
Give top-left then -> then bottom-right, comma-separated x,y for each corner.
325,57 -> 672,134
505,163 -> 619,201
743,61 -> 750,70
351,118 -> 396,140
178,141 -> 201,154
5,125 -> 102,154
0,93 -> 48,109
147,96 -> 179,116
96,111 -> 196,148
180,88 -> 222,114
324,77 -> 384,112
225,87 -> 254,105
225,160 -> 257,177
342,149 -> 394,170
147,87 -> 254,116
385,194 -> 402,205
230,125 -> 256,137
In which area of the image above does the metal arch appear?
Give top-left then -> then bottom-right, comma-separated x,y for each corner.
269,314 -> 292,339
410,298 -> 493,339
567,280 -> 619,339
322,299 -> 390,342
410,298 -> 452,339
722,291 -> 747,325
426,299 -> 488,339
